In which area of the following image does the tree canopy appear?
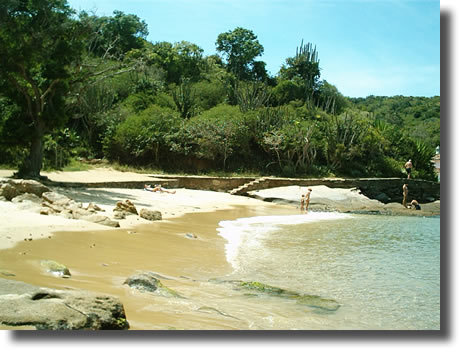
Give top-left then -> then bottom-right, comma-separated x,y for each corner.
0,1 -> 439,181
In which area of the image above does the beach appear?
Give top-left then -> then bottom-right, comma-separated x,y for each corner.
0,168 -> 440,330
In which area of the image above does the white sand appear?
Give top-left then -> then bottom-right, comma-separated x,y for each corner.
0,169 -> 286,250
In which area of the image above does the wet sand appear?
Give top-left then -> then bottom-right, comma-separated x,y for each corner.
0,204 -> 296,330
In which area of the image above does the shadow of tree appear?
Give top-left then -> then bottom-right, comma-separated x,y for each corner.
53,187 -> 148,207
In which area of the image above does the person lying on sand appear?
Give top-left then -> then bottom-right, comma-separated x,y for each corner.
144,184 -> 176,194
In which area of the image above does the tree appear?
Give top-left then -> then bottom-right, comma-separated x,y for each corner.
79,10 -> 148,59
279,40 -> 321,104
0,1 -> 146,177
147,41 -> 204,84
0,0 -> 86,178
216,27 -> 265,81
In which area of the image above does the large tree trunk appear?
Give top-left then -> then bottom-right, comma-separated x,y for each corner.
16,121 -> 46,179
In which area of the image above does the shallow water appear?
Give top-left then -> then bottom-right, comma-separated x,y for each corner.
0,207 -> 440,330
217,213 -> 440,330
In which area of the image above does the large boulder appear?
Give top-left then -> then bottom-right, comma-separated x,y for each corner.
0,278 -> 129,330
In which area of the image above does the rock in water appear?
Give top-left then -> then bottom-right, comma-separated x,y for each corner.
0,278 -> 129,330
124,272 -> 182,298
210,279 -> 341,313
40,260 -> 71,278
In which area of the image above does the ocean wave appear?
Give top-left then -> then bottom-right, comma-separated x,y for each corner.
217,212 -> 352,270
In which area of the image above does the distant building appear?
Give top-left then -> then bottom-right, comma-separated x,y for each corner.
431,146 -> 440,182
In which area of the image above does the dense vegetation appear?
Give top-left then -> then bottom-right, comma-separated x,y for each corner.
0,0 -> 439,180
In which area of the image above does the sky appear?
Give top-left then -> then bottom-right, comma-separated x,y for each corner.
65,0 -> 441,98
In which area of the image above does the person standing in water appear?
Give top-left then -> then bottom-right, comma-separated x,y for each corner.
304,188 -> 312,213
300,194 -> 305,212
402,183 -> 409,208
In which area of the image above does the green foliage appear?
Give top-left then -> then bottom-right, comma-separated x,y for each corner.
279,40 -> 321,104
0,5 -> 439,181
147,41 -> 204,84
183,105 -> 250,169
216,27 -> 265,81
349,95 -> 440,148
107,105 -> 181,165
43,128 -> 83,170
79,10 -> 148,58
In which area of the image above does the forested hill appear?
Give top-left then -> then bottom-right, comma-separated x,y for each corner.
0,1 -> 439,181
348,95 -> 440,150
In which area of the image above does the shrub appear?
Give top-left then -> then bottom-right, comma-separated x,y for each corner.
108,105 -> 181,165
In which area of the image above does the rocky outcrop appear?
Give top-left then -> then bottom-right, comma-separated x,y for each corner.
0,278 -> 129,330
41,191 -> 120,227
1,178 -> 120,227
0,179 -> 50,201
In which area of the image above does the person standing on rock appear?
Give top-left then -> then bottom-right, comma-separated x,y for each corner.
405,159 -> 413,179
402,184 -> 409,208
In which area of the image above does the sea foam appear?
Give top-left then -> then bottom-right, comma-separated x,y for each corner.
217,212 -> 352,270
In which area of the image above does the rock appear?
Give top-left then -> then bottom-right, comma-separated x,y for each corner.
113,211 -> 126,220
39,207 -> 52,215
113,199 -> 138,216
0,278 -> 129,330
42,191 -> 72,206
16,180 -> 50,198
139,208 -> 162,221
86,202 -> 104,212
210,279 -> 340,313
124,272 -> 183,298
11,193 -> 42,204
82,215 -> 120,228
40,260 -> 71,278
0,183 -> 18,201
70,206 -> 93,219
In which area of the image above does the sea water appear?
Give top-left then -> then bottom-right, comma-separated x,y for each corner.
217,213 -> 440,330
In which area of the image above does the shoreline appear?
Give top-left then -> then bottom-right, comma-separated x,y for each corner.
0,204 -> 294,330
0,169 -> 440,329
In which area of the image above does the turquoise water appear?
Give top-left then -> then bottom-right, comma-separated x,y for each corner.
217,213 -> 440,330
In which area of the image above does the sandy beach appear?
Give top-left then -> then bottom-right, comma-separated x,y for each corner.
0,168 -> 440,329
0,168 -> 294,250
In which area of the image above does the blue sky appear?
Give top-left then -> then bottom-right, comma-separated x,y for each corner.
67,0 -> 440,98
